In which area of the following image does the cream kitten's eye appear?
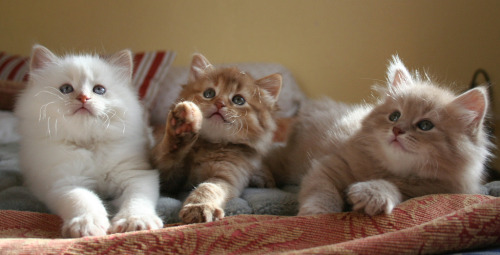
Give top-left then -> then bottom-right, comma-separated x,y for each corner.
59,84 -> 74,94
203,88 -> 216,98
388,111 -> 401,122
417,120 -> 434,131
232,95 -> 245,105
93,85 -> 106,95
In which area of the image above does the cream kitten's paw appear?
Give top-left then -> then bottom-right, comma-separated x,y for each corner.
346,180 -> 402,216
179,203 -> 225,224
169,101 -> 202,135
110,212 -> 163,233
62,214 -> 110,238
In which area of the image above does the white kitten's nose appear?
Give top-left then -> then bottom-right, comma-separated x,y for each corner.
77,94 -> 91,103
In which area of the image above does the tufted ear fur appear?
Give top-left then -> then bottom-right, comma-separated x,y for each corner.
387,55 -> 412,87
188,53 -> 215,83
107,49 -> 133,80
256,73 -> 282,101
451,86 -> 488,133
30,44 -> 58,71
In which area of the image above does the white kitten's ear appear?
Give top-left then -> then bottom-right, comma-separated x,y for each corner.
188,53 -> 214,83
108,49 -> 133,79
256,73 -> 282,100
452,86 -> 488,132
30,44 -> 58,71
387,55 -> 412,87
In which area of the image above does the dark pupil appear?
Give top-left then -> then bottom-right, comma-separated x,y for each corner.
93,85 -> 106,95
389,111 -> 401,122
417,120 -> 434,131
232,95 -> 245,105
203,88 -> 216,98
59,84 -> 74,94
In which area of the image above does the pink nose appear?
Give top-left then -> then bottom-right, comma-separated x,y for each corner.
77,94 -> 90,103
392,126 -> 405,136
215,100 -> 225,109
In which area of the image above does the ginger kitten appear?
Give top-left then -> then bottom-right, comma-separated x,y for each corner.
152,54 -> 281,223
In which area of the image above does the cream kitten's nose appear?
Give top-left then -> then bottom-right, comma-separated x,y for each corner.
392,126 -> 405,136
77,94 -> 91,103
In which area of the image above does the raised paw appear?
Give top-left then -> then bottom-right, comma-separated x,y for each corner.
110,213 -> 163,233
62,214 -> 110,238
346,180 -> 401,216
179,203 -> 224,224
168,101 -> 202,136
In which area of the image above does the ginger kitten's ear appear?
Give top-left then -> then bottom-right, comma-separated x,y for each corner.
387,55 -> 412,87
452,86 -> 488,133
108,49 -> 133,79
30,44 -> 58,71
188,53 -> 214,83
256,73 -> 282,100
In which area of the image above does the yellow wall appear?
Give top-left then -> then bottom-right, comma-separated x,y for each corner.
1,0 -> 500,166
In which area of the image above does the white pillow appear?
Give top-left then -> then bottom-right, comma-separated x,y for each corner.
0,110 -> 20,144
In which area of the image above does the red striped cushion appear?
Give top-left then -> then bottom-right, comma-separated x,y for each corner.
0,50 -> 176,110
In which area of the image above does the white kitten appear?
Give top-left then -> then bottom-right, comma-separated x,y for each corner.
15,45 -> 163,237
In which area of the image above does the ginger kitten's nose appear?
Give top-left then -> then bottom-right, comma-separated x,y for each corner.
215,100 -> 225,109
77,94 -> 91,103
392,126 -> 405,136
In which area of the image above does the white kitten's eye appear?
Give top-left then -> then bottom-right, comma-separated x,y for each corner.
388,111 -> 401,122
232,95 -> 245,105
59,84 -> 74,94
93,85 -> 106,95
417,120 -> 434,131
203,88 -> 216,98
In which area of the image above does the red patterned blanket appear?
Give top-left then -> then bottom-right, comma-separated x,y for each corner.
0,194 -> 499,254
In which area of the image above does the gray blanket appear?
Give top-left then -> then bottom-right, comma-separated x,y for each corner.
1,142 -> 499,224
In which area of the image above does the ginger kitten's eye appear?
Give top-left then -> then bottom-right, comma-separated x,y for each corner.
59,84 -> 74,94
232,95 -> 246,105
203,88 -> 216,98
417,120 -> 434,131
93,85 -> 106,95
389,111 -> 401,122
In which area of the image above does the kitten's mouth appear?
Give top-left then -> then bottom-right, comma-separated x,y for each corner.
73,106 -> 93,115
209,112 -> 228,123
390,138 -> 409,152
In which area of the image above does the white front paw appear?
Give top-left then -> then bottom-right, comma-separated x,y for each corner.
346,181 -> 400,216
110,212 -> 163,233
62,214 -> 110,238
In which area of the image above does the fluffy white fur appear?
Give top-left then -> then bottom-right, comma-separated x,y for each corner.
15,45 -> 163,238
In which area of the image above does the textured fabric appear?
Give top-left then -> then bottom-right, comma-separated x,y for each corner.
0,194 -> 498,254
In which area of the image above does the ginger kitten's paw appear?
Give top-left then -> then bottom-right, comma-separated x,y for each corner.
179,203 -> 225,224
169,101 -> 202,136
62,214 -> 110,238
110,212 -> 163,233
346,180 -> 402,216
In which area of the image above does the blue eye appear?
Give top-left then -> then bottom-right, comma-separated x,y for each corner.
59,84 -> 74,94
232,95 -> 245,105
203,88 -> 216,98
389,111 -> 401,122
417,120 -> 434,131
93,85 -> 106,95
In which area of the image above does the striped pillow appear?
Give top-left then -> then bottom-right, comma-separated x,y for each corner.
0,50 -> 176,110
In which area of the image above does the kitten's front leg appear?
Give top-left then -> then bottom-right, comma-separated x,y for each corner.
110,170 -> 163,233
47,186 -> 110,238
179,178 -> 240,223
346,179 -> 402,216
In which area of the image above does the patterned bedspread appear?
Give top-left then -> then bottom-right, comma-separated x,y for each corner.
0,194 -> 499,254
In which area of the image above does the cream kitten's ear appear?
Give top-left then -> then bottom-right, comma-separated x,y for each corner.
108,50 -> 133,79
452,86 -> 488,132
30,44 -> 58,71
387,55 -> 412,87
188,54 -> 214,83
256,73 -> 282,100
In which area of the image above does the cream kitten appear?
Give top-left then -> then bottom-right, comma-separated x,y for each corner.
271,56 -> 492,216
15,45 -> 163,237
152,54 -> 281,223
